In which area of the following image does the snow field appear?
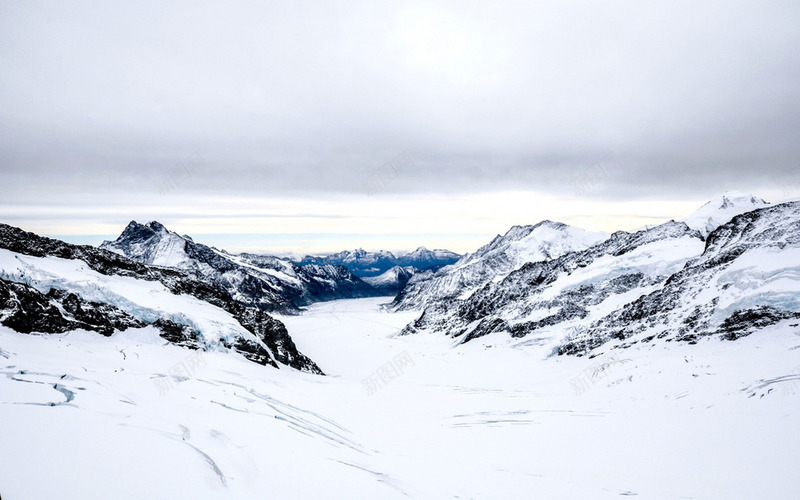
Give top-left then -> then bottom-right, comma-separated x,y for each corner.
1,297 -> 799,499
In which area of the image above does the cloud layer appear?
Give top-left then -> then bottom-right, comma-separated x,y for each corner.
2,1 -> 798,251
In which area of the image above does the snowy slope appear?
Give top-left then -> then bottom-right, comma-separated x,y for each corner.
402,221 -> 704,343
1,298 -> 798,499
561,200 -> 800,353
392,221 -> 608,310
0,248 -> 254,344
398,198 -> 800,361
0,223 -> 321,373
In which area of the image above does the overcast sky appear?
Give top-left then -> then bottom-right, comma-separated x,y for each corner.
1,1 -> 798,255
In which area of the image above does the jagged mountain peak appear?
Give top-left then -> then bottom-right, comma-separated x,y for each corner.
700,199 -> 800,261
397,198 -> 799,360
500,220 -> 565,238
122,220 -> 168,233
144,220 -> 168,231
405,246 -> 430,256
362,265 -> 417,294
397,247 -> 461,267
718,190 -> 767,207
102,220 -> 191,269
113,220 -> 165,242
470,220 -> 607,265
683,191 -> 770,237
326,248 -> 397,261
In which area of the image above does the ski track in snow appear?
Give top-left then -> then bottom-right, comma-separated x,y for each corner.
0,297 -> 799,499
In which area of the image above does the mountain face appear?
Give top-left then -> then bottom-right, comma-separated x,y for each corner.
391,221 -> 608,312
0,223 -> 322,374
560,200 -> 800,353
102,221 -> 379,314
397,197 -> 800,358
296,247 -> 461,278
401,221 -> 704,342
362,266 -> 417,295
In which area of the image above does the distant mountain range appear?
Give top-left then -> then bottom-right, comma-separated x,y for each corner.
295,247 -> 461,277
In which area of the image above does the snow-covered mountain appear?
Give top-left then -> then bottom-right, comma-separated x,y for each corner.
102,221 -> 380,314
362,265 -> 417,294
402,220 -> 704,342
396,247 -> 462,270
682,190 -> 770,237
0,223 -> 321,373
296,247 -> 461,277
397,196 -> 800,359
561,199 -> 800,353
392,221 -> 608,311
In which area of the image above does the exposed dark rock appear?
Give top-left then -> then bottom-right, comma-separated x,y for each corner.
400,201 -> 800,358
0,223 -> 322,374
717,306 -> 800,340
0,278 -> 144,335
151,318 -> 202,349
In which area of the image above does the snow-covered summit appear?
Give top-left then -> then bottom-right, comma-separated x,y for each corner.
396,247 -> 461,268
362,265 -> 417,294
460,220 -> 607,269
102,220 -> 194,268
682,191 -> 770,237
392,221 -> 607,311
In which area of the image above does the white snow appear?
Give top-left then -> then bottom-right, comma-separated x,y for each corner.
457,222 -> 608,272
147,230 -> 193,268
502,234 -> 705,335
682,190 -> 770,237
2,297 -> 799,499
362,266 -> 413,288
395,222 -> 608,309
0,248 -> 255,346
541,235 -> 704,299
221,251 -> 304,286
702,246 -> 800,319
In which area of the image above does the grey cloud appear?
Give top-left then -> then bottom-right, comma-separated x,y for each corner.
1,0 -> 799,205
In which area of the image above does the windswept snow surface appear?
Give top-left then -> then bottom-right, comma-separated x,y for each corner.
2,298 -> 800,499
